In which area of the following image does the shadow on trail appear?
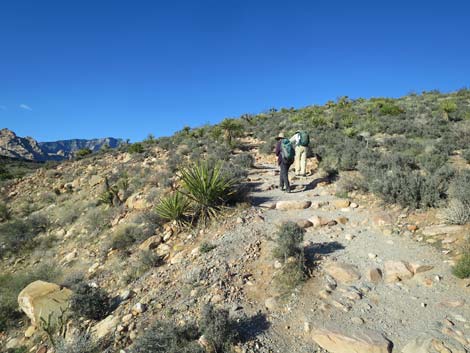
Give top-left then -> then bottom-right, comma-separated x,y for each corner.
304,171 -> 339,191
235,312 -> 271,342
304,241 -> 345,268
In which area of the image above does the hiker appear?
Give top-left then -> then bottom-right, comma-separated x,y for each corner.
290,130 -> 310,176
275,132 -> 295,193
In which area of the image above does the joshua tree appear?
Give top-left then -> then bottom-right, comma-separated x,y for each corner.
219,118 -> 243,146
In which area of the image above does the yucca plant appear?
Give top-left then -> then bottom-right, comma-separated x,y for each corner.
179,161 -> 237,222
155,192 -> 191,226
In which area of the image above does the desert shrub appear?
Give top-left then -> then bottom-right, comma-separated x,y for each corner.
199,304 -> 237,352
180,161 -> 237,222
452,250 -> 470,279
441,199 -> 470,225
54,203 -> 82,227
0,262 -> 61,331
107,223 -> 143,251
0,213 -> 50,257
128,143 -> 145,154
75,148 -> 93,158
463,149 -> 470,163
84,206 -> 112,233
6,347 -> 28,353
274,256 -> 307,292
131,321 -> 203,353
207,144 -> 231,162
155,193 -> 191,226
199,241 -> 216,253
379,102 -> 403,115
232,153 -> 254,169
69,283 -> 111,321
55,332 -> 101,353
123,250 -> 164,282
272,222 -> 305,261
448,170 -> 470,207
0,201 -> 10,222
417,151 -> 448,173
259,139 -> 275,154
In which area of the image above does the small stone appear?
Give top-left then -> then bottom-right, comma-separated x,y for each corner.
304,322 -> 311,333
24,325 -> 36,338
325,262 -> 361,284
367,268 -> 383,284
384,261 -> 413,283
236,217 -> 245,224
265,297 -> 277,310
345,234 -> 355,241
337,217 -> 349,225
274,260 -> 282,269
122,314 -> 133,323
297,219 -> 313,229
332,199 -> 351,209
318,290 -> 331,299
131,303 -> 147,315
368,253 -> 377,259
351,317 -> 364,325
350,202 -> 359,209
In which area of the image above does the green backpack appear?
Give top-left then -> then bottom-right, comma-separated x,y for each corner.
281,138 -> 295,163
299,131 -> 310,146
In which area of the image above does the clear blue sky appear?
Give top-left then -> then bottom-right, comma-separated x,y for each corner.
1,0 -> 469,142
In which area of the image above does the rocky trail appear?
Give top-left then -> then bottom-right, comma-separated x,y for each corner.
225,163 -> 470,353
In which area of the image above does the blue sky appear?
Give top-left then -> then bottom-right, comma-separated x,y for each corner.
1,0 -> 469,142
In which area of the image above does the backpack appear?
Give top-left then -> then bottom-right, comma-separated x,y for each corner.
281,138 -> 295,164
299,131 -> 310,146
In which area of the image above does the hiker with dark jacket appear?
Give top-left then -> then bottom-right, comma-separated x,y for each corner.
275,132 -> 294,193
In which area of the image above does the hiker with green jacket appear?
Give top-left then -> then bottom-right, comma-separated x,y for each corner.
290,130 -> 310,176
275,132 -> 295,193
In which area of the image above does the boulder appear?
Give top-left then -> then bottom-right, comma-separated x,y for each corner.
402,336 -> 454,353
367,268 -> 383,284
125,193 -> 151,210
422,225 -> 464,236
311,327 -> 393,353
276,200 -> 312,210
156,243 -> 171,256
259,202 -> 276,209
325,263 -> 361,284
92,315 -> 119,340
18,280 -> 72,327
384,261 -> 413,283
332,199 -> 351,209
297,219 -> 313,229
371,212 -> 394,227
409,263 -> 434,275
138,235 -> 163,251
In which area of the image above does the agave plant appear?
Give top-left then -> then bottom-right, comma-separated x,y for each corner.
155,192 -> 191,226
179,161 -> 237,222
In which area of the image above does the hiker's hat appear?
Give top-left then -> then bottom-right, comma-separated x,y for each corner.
275,132 -> 285,140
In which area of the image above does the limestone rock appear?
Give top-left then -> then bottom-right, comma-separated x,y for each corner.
259,202 -> 276,209
18,280 -> 72,327
384,261 -> 413,283
297,219 -> 313,228
422,225 -> 464,236
138,235 -> 163,251
402,336 -> 454,353
409,263 -> 434,275
332,199 -> 351,209
311,327 -> 393,353
325,263 -> 361,284
24,325 -> 37,338
93,315 -> 119,340
367,268 -> 383,284
276,200 -> 312,210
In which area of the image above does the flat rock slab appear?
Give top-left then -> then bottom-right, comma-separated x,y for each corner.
325,262 -> 361,284
384,260 -> 414,283
276,200 -> 312,210
18,280 -> 72,327
402,336 -> 459,353
312,327 -> 393,353
259,202 -> 276,209
422,225 -> 464,236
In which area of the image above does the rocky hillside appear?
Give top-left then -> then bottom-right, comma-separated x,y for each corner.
0,128 -> 122,161
0,89 -> 469,353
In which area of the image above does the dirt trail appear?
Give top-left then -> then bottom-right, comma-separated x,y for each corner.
237,163 -> 470,353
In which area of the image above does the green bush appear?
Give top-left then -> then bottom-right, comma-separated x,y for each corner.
199,304 -> 237,352
0,201 -> 10,222
452,251 -> 470,279
449,170 -> 470,207
69,283 -> 110,321
379,103 -> 403,115
180,161 -> 237,222
272,222 -> 305,260
131,321 -> 203,353
442,199 -> 470,225
75,148 -> 93,158
55,333 -> 100,353
155,193 -> 191,225
128,143 -> 145,154
232,153 -> 254,169
108,224 -> 142,251
463,149 -> 470,163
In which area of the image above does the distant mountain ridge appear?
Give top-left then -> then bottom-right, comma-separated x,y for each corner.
0,128 -> 123,161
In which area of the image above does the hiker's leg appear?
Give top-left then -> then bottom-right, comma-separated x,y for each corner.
285,162 -> 291,192
294,146 -> 301,175
279,163 -> 286,189
300,146 -> 307,175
